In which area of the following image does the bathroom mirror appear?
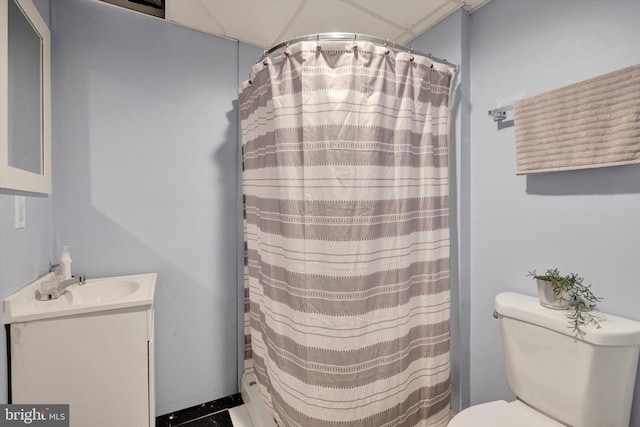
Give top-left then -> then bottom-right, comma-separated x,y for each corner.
0,0 -> 51,194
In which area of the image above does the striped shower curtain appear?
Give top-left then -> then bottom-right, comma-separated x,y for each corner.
239,40 -> 453,427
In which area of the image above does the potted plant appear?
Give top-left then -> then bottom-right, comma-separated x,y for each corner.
528,268 -> 602,336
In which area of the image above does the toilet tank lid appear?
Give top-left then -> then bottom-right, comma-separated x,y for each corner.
495,292 -> 640,347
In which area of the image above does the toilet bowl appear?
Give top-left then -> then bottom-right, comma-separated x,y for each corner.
449,292 -> 640,427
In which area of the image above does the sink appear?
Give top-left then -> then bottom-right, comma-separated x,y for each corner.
3,273 -> 156,324
70,280 -> 140,305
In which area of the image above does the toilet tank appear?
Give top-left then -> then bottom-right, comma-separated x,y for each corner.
495,292 -> 640,427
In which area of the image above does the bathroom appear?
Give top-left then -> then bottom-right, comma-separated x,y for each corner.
1,0 -> 639,425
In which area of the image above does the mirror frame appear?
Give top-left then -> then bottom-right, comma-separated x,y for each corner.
0,0 -> 51,194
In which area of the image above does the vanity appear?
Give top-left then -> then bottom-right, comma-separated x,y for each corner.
3,273 -> 156,427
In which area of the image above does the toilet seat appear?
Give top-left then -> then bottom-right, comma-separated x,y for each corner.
448,400 -> 564,427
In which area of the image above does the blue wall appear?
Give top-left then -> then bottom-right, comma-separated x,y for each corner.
0,0 -> 53,405
1,0 -> 261,414
4,0 -> 640,421
469,0 -> 640,423
49,0 -> 256,415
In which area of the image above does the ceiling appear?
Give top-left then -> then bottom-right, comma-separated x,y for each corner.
164,0 -> 491,50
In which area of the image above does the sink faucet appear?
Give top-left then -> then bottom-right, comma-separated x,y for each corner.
58,276 -> 85,292
36,276 -> 86,301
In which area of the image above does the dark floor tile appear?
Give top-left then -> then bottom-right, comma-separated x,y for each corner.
156,394 -> 243,427
176,409 -> 233,427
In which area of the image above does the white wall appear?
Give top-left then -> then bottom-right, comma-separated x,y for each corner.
50,0 -> 257,415
0,0 -> 53,405
469,0 -> 640,422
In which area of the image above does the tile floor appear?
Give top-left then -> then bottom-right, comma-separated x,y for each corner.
157,394 -> 456,426
156,394 -> 242,427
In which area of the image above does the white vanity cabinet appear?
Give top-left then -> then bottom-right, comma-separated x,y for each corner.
4,273 -> 156,427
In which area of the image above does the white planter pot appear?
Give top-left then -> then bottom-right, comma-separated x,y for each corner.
536,279 -> 571,309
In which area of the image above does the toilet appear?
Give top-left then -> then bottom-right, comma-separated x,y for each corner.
449,292 -> 640,427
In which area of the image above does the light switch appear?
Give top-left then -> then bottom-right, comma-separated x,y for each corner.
15,196 -> 26,229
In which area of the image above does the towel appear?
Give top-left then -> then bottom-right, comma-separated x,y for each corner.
514,64 -> 640,175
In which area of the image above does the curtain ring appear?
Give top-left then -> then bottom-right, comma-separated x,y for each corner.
409,47 -> 414,62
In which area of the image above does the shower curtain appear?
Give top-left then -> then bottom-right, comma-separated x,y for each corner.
239,40 -> 453,427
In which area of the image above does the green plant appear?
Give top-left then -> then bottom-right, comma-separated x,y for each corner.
528,268 -> 603,337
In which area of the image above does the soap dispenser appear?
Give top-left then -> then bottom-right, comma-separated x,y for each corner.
60,246 -> 72,280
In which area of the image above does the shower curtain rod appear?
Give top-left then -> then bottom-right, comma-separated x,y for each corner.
257,32 -> 458,70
